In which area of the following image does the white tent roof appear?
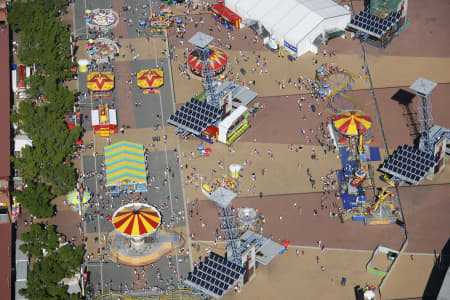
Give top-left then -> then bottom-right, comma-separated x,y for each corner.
303,0 -> 336,11
260,0 -> 300,34
284,12 -> 324,46
315,3 -> 350,19
271,3 -> 310,40
234,0 -> 260,20
246,0 -> 282,22
224,0 -> 240,12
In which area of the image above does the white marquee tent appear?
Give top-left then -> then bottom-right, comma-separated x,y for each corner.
225,0 -> 351,57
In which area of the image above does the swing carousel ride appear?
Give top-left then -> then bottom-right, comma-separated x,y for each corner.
109,203 -> 181,266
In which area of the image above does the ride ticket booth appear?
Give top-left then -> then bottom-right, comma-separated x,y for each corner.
218,106 -> 249,145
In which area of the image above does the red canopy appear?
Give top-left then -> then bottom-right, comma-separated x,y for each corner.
212,3 -> 241,23
67,122 -> 75,132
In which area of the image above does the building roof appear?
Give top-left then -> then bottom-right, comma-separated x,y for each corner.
0,223 -> 12,300
0,24 -> 10,178
188,32 -> 214,49
410,77 -> 437,96
218,105 -> 248,130
438,267 -> 450,300
208,187 -> 237,209
232,87 -> 258,107
239,230 -> 284,265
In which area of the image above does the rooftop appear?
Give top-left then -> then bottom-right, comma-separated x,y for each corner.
188,32 -> 214,48
0,24 -> 10,178
0,223 -> 12,300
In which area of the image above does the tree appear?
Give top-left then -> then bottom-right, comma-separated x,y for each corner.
20,224 -> 59,258
13,182 -> 55,218
19,244 -> 85,300
43,162 -> 77,196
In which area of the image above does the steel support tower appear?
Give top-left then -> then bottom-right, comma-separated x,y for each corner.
188,32 -> 221,108
410,78 -> 437,154
219,206 -> 241,265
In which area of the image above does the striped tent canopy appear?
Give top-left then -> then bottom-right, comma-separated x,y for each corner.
112,203 -> 161,236
333,110 -> 372,136
188,47 -> 227,73
67,190 -> 90,209
104,141 -> 147,187
137,69 -> 164,89
87,72 -> 114,91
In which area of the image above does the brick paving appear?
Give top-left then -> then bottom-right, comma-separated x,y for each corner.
115,61 -> 136,128
111,0 -> 129,39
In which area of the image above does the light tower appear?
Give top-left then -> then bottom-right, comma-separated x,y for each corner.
209,187 -> 242,265
409,77 -> 437,154
188,32 -> 221,108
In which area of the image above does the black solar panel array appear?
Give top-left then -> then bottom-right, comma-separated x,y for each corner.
348,9 -> 401,38
381,145 -> 438,184
168,99 -> 222,135
184,252 -> 245,298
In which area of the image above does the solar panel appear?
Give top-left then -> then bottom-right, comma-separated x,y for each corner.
381,145 -> 437,184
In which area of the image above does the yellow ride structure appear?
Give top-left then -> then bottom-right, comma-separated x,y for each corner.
93,289 -> 200,300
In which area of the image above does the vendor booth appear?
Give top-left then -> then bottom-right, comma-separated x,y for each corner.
218,105 -> 249,145
91,104 -> 118,137
212,3 -> 241,29
104,141 -> 148,195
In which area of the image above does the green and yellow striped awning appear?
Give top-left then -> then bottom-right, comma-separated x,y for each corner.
104,141 -> 147,186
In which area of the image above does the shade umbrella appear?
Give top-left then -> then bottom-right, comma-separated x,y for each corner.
318,89 -> 325,95
316,67 -> 324,73
112,204 -> 161,237
88,39 -> 95,44
87,72 -> 114,92
282,240 -> 290,248
205,148 -> 212,155
323,83 -> 330,88
67,190 -> 90,209
197,145 -> 204,151
137,69 -> 164,89
333,110 -> 372,136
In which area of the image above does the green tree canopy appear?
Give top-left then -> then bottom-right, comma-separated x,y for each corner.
20,244 -> 84,300
20,224 -> 60,258
13,182 -> 55,218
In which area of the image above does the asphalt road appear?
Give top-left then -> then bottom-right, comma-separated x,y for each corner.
74,0 -> 190,297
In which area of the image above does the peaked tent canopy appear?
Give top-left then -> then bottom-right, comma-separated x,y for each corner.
137,69 -> 164,89
87,72 -> 114,91
104,141 -> 148,194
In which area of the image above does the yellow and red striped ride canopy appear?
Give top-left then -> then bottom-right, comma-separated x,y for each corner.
112,204 -> 161,236
137,69 -> 164,89
87,72 -> 114,91
333,110 -> 372,136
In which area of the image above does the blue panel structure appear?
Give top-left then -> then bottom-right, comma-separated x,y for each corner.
380,144 -> 438,184
369,147 -> 381,161
184,252 -> 245,299
167,98 -> 223,136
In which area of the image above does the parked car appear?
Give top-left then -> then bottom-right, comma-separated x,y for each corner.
287,54 -> 296,62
